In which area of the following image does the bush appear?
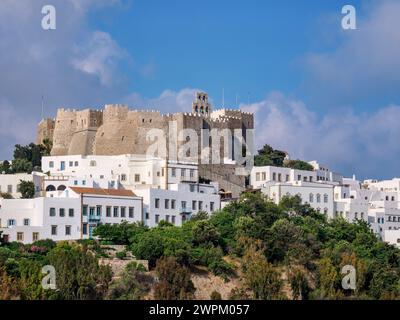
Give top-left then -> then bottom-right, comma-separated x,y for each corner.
154,256 -> 195,300
116,251 -> 127,260
210,290 -> 222,300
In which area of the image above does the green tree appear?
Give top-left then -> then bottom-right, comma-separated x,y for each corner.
0,160 -> 11,174
254,144 -> 286,167
154,256 -> 195,300
19,180 -> 35,199
284,160 -> 314,171
242,241 -> 285,300
47,243 -> 112,300
12,158 -> 33,174
192,220 -> 221,246
107,262 -> 152,300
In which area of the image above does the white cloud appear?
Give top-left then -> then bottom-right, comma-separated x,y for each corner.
241,92 -> 400,179
123,88 -> 202,114
305,0 -> 400,101
72,31 -> 126,86
0,0 -> 128,159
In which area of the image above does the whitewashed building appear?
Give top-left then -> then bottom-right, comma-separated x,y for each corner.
0,172 -> 44,199
0,186 -> 142,244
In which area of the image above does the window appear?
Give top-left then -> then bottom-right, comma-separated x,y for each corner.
256,173 -> 260,181
129,207 -> 134,218
155,198 -> 160,209
354,212 -> 358,219
190,169 -> 195,178
121,207 -> 126,218
88,207 -> 95,216
50,207 -> 56,217
181,201 -> 187,209
210,202 -> 215,211
165,199 -> 170,209
324,194 -> 329,203
190,185 -> 195,192
69,209 -> 74,217
106,206 -> 111,217
155,215 -> 160,224
89,160 -> 97,167
49,161 -> 54,168
278,174 -> 282,182
316,194 -> 321,203
171,168 -> 176,177
309,193 -> 314,203
60,161 -> 65,171
286,175 -> 289,182
24,219 -> 30,226
60,208 -> 65,217
7,185 -> 12,193
199,201 -> 203,210
121,174 -> 127,181
145,212 -> 149,220
171,215 -> 176,225
272,173 -> 276,181
96,206 -> 102,216
65,225 -> 71,236
166,215 -> 170,223
69,161 -> 73,167
298,175 -> 301,181
32,232 -> 39,242
162,168 -> 165,177
82,223 -> 87,235
7,219 -> 16,227
113,207 -> 119,218
171,200 -> 176,209
181,169 -> 186,178
83,205 -> 88,216
262,172 -> 266,180
51,225 -> 57,236
135,174 -> 140,182
74,161 -> 79,166
17,232 -> 24,241
192,200 -> 197,210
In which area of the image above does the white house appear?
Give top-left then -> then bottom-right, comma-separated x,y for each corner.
0,186 -> 142,244
135,182 -> 220,227
0,172 -> 44,199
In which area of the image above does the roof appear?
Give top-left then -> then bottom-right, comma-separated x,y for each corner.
69,187 -> 137,197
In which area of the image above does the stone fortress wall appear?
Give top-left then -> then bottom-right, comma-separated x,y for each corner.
37,92 -> 254,196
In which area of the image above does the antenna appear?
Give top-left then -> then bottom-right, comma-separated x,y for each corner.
41,95 -> 44,119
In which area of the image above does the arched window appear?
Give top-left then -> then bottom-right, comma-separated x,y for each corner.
316,194 -> 321,203
324,194 -> 329,203
309,193 -> 314,203
57,185 -> 66,191
46,185 -> 56,192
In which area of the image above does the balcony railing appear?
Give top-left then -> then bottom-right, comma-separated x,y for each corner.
88,215 -> 101,223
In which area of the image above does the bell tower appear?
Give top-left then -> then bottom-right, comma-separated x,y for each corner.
192,92 -> 212,116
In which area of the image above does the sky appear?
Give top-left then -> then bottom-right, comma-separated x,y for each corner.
0,0 -> 399,180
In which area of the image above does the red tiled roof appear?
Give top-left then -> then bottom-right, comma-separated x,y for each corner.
69,187 -> 136,197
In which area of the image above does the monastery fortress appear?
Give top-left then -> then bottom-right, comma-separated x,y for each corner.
37,92 -> 255,196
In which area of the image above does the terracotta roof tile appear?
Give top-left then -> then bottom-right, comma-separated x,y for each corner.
69,187 -> 136,197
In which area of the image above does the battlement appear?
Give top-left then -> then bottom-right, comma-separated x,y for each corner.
41,91 -> 254,157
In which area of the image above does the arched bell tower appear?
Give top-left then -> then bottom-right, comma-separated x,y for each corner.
192,92 -> 212,116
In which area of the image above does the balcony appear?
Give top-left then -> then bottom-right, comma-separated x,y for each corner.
88,215 -> 101,223
179,207 -> 192,215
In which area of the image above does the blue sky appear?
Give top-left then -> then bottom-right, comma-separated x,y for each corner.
0,0 -> 399,180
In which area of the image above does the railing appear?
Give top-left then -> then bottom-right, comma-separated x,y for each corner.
88,215 -> 101,223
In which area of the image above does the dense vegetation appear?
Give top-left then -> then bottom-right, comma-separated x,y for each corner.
1,193 -> 399,300
0,139 -> 52,174
254,144 -> 314,171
